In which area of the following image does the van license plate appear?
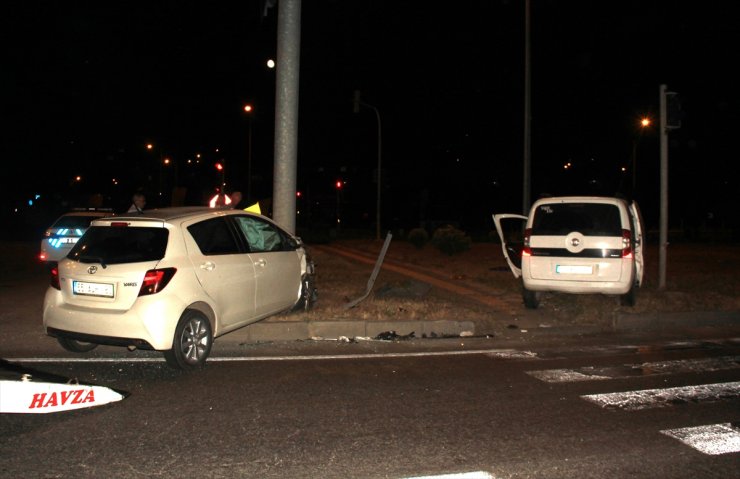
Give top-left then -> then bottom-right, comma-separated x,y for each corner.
556,265 -> 593,275
73,281 -> 114,298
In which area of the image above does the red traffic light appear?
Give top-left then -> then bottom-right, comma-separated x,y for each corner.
215,163 -> 224,171
335,180 -> 343,189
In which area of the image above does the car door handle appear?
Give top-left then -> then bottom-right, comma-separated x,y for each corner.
200,261 -> 216,271
255,259 -> 266,267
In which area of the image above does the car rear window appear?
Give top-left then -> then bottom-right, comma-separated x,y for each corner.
52,215 -> 105,229
68,226 -> 168,264
531,203 -> 622,236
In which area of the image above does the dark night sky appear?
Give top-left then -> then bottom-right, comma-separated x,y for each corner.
2,1 -> 739,233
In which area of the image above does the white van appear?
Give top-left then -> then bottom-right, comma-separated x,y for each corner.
493,196 -> 644,308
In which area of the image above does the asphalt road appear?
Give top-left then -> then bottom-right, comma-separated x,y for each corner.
2,242 -> 740,478
2,336 -> 740,478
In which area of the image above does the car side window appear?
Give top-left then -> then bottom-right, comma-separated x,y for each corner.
188,218 -> 240,255
232,216 -> 290,253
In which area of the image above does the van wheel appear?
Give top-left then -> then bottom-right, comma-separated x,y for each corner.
620,284 -> 637,307
522,287 -> 540,309
164,310 -> 212,370
57,337 -> 98,353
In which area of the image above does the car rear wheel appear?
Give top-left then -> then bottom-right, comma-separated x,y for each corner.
164,310 -> 213,370
522,286 -> 540,309
620,283 -> 637,307
57,337 -> 98,353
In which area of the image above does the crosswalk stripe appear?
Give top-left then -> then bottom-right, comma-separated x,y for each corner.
582,381 -> 740,411
528,356 -> 740,383
661,423 -> 740,455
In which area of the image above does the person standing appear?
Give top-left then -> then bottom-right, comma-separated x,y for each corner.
127,192 -> 146,214
230,191 -> 243,209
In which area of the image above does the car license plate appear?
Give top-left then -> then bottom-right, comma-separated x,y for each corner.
73,281 -> 114,298
556,265 -> 593,275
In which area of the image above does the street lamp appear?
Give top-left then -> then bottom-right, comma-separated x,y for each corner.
352,90 -> 382,241
631,116 -> 651,193
146,143 -> 165,201
244,104 -> 254,202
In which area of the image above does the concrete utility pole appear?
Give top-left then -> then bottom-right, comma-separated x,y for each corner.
272,0 -> 302,234
522,0 -> 532,214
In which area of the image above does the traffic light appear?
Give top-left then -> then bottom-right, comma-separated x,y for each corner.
666,91 -> 682,130
215,162 -> 224,171
335,180 -> 343,189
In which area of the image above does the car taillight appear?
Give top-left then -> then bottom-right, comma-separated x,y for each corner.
50,265 -> 60,290
138,268 -> 176,296
522,228 -> 532,257
621,229 -> 633,258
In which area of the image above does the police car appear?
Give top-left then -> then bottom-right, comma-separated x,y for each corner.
39,209 -> 115,263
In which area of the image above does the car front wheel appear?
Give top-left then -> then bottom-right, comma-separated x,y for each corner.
293,274 -> 318,312
57,337 -> 98,353
164,310 -> 213,370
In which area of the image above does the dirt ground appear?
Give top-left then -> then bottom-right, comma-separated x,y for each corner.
3,239 -> 738,331
299,238 -> 740,328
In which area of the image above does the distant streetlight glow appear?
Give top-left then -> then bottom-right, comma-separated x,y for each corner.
641,117 -> 651,127
267,59 -> 275,69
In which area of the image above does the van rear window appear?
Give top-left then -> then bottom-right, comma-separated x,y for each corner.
532,203 -> 622,236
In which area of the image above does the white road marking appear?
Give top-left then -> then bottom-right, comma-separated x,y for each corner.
582,381 -> 740,411
3,348 -> 538,364
661,423 -> 740,455
528,356 -> 740,383
404,472 -> 495,479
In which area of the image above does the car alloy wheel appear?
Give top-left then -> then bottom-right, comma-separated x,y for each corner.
164,310 -> 213,370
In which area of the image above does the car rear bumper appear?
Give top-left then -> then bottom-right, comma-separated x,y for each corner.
42,287 -> 181,350
523,277 -> 633,294
46,327 -> 156,350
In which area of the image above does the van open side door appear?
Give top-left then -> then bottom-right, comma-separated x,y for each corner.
492,214 -> 528,279
628,201 -> 645,286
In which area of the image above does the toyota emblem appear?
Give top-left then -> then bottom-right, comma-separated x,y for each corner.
87,266 -> 98,275
570,238 -> 580,247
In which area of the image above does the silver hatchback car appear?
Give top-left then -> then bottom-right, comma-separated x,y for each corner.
43,207 -> 317,370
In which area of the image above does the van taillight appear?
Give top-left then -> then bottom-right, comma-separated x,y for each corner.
138,268 -> 176,296
621,229 -> 633,258
522,228 -> 532,257
50,265 -> 60,290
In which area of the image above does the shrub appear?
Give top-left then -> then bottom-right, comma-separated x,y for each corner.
431,225 -> 471,256
407,228 -> 429,249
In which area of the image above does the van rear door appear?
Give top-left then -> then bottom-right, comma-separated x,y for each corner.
629,201 -> 645,286
492,214 -> 527,278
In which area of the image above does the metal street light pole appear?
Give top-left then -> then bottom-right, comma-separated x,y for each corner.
631,117 -> 651,193
353,90 -> 382,241
244,104 -> 254,203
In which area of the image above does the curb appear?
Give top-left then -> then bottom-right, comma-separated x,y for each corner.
217,311 -> 740,344
221,319 -> 476,342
